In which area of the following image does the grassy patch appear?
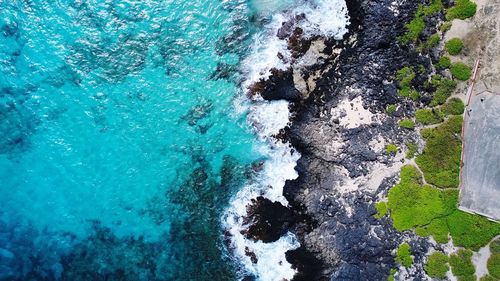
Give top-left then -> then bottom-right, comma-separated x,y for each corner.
487,252 -> 500,279
416,115 -> 462,188
406,142 -> 418,159
396,243 -> 413,268
387,104 -> 397,114
430,75 -> 457,106
416,108 -> 443,125
375,202 -> 388,219
447,211 -> 500,250
442,98 -> 465,116
480,275 -> 498,281
386,144 -> 398,154
400,15 -> 426,43
416,217 -> 450,243
419,33 -> 441,52
388,268 -> 397,281
440,22 -> 452,33
436,56 -> 451,69
400,0 -> 443,44
387,164 -> 500,249
451,62 -> 472,81
387,165 -> 456,230
425,252 -> 449,279
450,249 -> 475,279
399,119 -> 415,129
446,0 -> 477,20
445,38 -> 464,55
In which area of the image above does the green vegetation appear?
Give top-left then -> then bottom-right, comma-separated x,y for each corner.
451,62 -> 472,81
445,38 -> 464,55
447,211 -> 500,250
406,142 -> 418,159
396,243 -> 413,268
396,67 -> 420,100
375,202 -> 388,219
416,217 -> 450,243
400,15 -> 426,43
425,252 -> 449,279
450,249 -> 475,280
440,22 -> 452,33
419,34 -> 441,52
387,120 -> 500,249
416,108 -> 443,125
416,116 -> 462,188
388,268 -> 397,281
387,104 -> 397,114
430,75 -> 457,106
442,98 -> 465,116
387,165 -> 456,230
399,119 -> 415,129
446,0 -> 477,20
400,0 -> 443,43
488,253 -> 500,279
488,238 -> 500,279
480,275 -> 498,281
386,144 -> 398,154
436,56 -> 451,69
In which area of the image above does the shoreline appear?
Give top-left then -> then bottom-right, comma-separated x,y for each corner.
240,0 -> 500,279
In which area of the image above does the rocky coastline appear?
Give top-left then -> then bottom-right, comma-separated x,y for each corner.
244,0 -> 443,280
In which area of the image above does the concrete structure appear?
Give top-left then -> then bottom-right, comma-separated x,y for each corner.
459,91 -> 500,221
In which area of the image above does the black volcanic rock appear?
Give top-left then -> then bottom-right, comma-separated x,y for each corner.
249,68 -> 301,101
243,196 -> 296,243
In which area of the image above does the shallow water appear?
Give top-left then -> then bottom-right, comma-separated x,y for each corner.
0,1 -> 259,280
0,0 -> 349,280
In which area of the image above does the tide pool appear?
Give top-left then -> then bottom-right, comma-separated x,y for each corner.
0,0 -> 261,280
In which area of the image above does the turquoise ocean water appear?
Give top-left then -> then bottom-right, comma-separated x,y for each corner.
0,0 -> 286,280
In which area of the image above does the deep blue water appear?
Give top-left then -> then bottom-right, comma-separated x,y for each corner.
0,1 -> 268,280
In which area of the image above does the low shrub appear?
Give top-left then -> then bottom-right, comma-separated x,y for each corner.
374,202 -> 388,219
487,252 -> 500,279
447,211 -> 500,250
450,249 -> 475,279
442,98 -> 465,116
396,243 -> 413,268
387,104 -> 397,114
388,268 -> 397,281
399,119 -> 415,129
406,142 -> 418,159
436,56 -> 451,69
491,238 -> 500,253
396,67 -> 416,87
416,217 -> 450,243
416,116 -> 463,188
387,166 -> 455,230
419,33 -> 441,52
440,22 -> 452,32
446,0 -> 477,20
386,144 -> 398,154
450,62 -> 472,81
445,38 -> 464,55
387,165 -> 500,249
430,75 -> 457,106
425,252 -> 449,279
400,16 -> 426,43
416,109 -> 443,125
480,275 -> 498,281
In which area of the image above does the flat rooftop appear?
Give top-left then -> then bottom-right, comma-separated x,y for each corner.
459,91 -> 500,221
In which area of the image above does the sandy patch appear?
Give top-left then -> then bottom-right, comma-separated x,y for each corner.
330,96 -> 375,129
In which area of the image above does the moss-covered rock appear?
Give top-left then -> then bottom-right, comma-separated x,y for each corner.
450,62 -> 472,81
445,38 -> 464,55
425,251 -> 449,279
396,243 -> 413,268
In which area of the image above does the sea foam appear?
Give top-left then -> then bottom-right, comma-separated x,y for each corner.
223,0 -> 350,280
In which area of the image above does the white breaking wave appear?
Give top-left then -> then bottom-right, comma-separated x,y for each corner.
223,0 -> 350,280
